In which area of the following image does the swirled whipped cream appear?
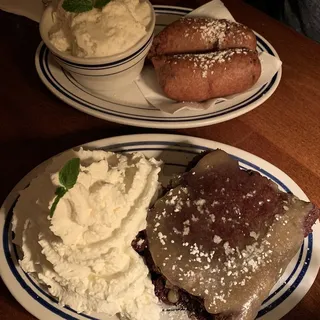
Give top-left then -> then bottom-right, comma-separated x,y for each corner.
12,148 -> 162,320
49,0 -> 152,57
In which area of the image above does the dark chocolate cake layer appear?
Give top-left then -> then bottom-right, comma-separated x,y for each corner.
132,231 -> 213,320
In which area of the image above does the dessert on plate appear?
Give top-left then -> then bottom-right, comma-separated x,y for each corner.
11,148 -> 319,320
151,49 -> 261,102
149,17 -> 262,102
136,150 -> 319,320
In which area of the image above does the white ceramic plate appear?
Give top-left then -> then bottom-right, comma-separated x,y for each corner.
0,134 -> 319,320
35,5 -> 282,129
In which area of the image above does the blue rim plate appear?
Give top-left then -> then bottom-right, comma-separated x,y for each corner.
0,134 -> 319,320
35,5 -> 282,129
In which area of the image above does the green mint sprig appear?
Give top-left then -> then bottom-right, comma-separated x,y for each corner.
93,0 -> 111,9
62,0 -> 111,13
49,158 -> 80,218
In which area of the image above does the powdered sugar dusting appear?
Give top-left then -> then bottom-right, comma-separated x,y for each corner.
171,48 -> 252,78
180,17 -> 244,46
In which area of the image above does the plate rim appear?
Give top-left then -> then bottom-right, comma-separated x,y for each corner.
35,5 -> 282,129
0,133 -> 319,320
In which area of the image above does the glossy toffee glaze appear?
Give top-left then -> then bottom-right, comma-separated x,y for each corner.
147,151 -> 318,319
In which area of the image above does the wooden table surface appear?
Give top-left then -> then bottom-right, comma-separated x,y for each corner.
0,0 -> 320,319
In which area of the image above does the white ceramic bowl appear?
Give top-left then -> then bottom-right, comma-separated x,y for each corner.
39,2 -> 155,92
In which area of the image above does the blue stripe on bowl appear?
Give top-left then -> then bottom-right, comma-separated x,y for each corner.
62,52 -> 149,77
2,141 -> 311,320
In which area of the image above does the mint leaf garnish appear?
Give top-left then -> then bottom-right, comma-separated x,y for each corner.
93,0 -> 111,9
62,0 -> 111,12
62,0 -> 93,13
50,188 -> 67,217
59,158 -> 80,189
55,186 -> 67,197
49,158 -> 80,218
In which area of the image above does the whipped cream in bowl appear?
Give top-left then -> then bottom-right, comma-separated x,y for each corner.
49,0 -> 153,58
12,148 -> 162,320
39,0 -> 156,91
